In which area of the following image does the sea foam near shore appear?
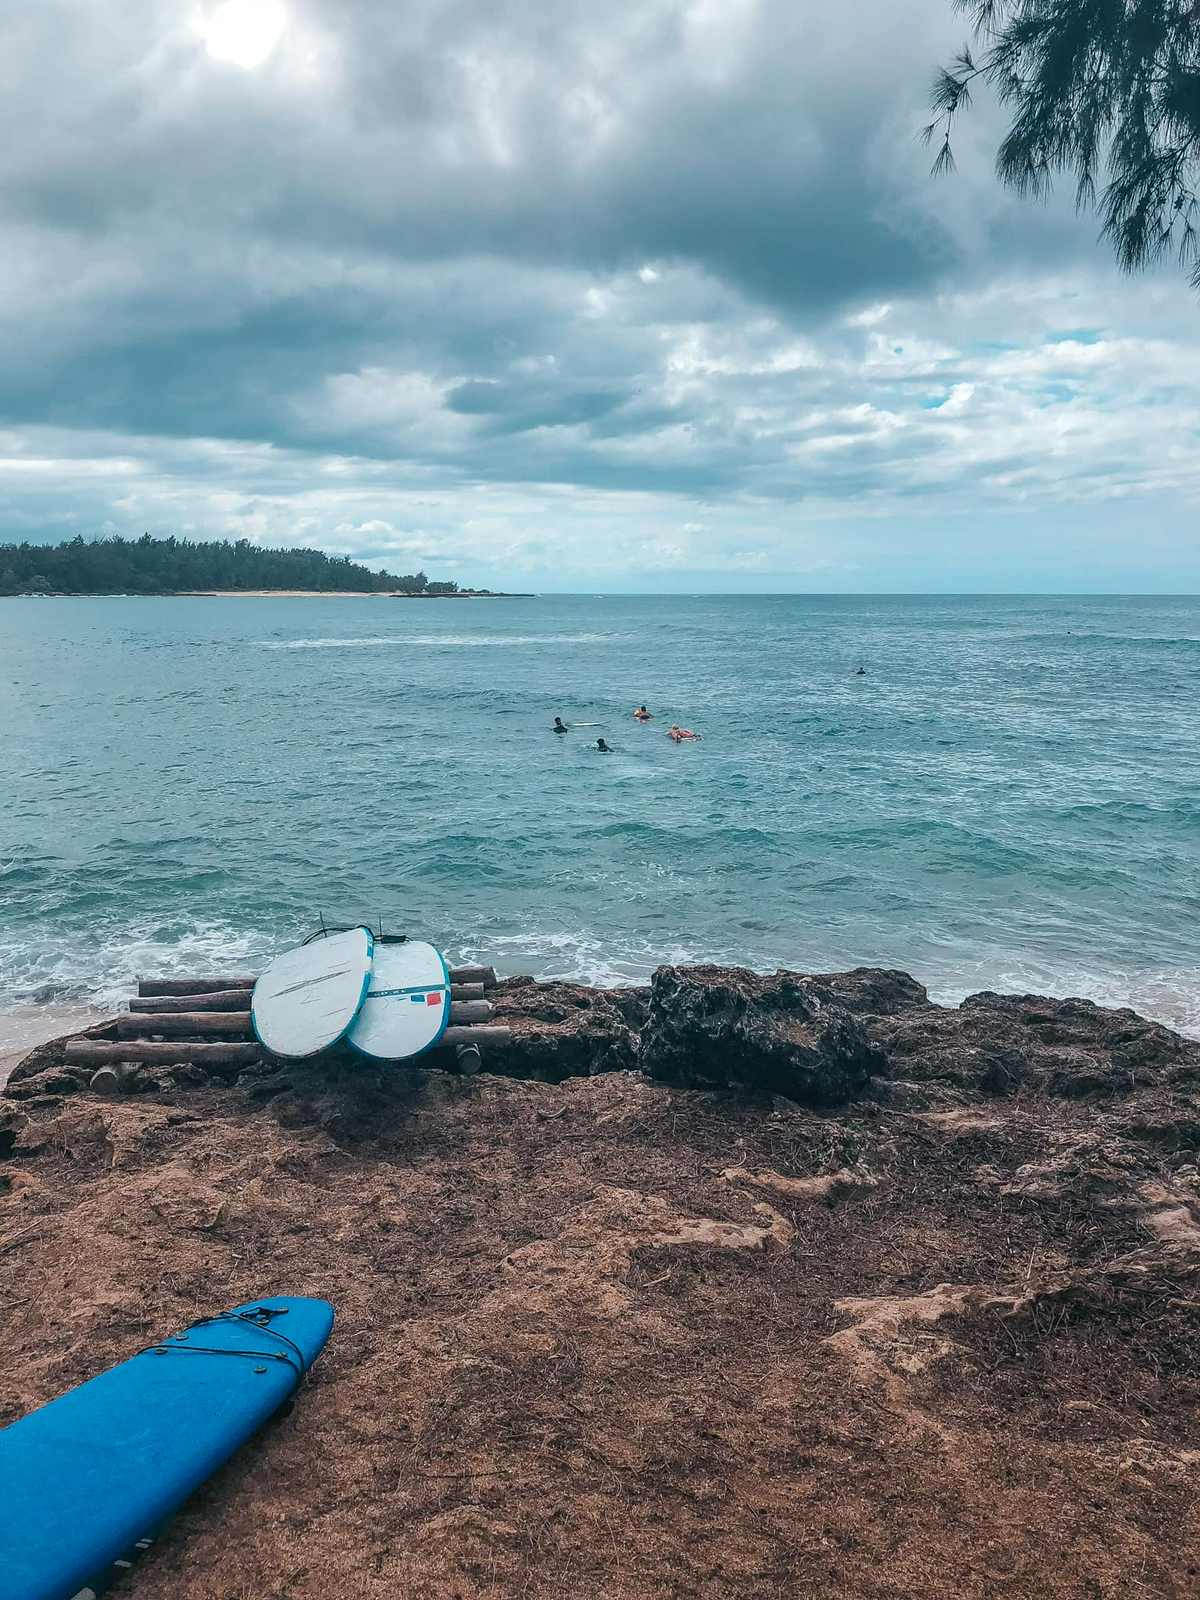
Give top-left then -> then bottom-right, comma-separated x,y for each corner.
2,592 -> 1197,1041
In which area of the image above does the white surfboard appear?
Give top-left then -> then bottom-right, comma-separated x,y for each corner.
346,940 -> 450,1062
251,927 -> 374,1059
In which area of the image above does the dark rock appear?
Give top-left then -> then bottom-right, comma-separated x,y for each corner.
0,1103 -> 35,1156
5,968 -> 1198,1120
960,992 -> 1196,1064
5,1067 -> 93,1100
859,984 -> 1200,1100
608,985 -> 652,1031
804,967 -> 930,1018
639,965 -> 883,1103
166,1063 -> 215,1090
865,1009 -> 1025,1095
487,978 -> 641,1081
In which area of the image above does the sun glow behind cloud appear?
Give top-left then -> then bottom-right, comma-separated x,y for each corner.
195,0 -> 287,70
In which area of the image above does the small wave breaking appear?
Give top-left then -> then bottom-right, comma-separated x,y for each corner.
259,633 -> 617,650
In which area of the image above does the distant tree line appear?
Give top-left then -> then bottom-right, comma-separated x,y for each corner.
0,534 -> 463,596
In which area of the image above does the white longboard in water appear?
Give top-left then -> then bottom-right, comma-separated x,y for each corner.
251,927 -> 374,1059
347,940 -> 450,1062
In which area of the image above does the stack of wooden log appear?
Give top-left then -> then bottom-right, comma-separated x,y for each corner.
63,963 -> 510,1090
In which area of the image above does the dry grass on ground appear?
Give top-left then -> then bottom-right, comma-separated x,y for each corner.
3,1059 -> 1199,1599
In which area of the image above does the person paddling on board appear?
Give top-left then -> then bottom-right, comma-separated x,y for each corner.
667,725 -> 701,742
553,716 -> 569,733
633,705 -> 652,721
596,737 -> 612,752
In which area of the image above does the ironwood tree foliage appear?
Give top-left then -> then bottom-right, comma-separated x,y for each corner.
925,1 -> 1200,284
0,534 -> 463,595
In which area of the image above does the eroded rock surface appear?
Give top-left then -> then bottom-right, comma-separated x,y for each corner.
12,966 -> 1200,1115
639,964 -> 883,1103
868,986 -> 1200,1100
485,975 -> 645,1080
3,965 -> 1200,1597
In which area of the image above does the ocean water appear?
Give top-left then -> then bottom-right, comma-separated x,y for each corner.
1,593 -> 1198,1039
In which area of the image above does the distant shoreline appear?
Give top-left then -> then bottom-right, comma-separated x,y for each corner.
176,589 -> 532,598
5,589 -> 532,599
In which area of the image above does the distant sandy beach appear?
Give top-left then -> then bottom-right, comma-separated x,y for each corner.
177,589 -> 393,597
175,589 -> 512,598
0,1005 -> 110,1088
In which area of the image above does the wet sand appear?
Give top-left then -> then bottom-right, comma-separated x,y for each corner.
0,1005 -> 110,1088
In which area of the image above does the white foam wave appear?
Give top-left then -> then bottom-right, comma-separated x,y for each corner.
0,917 -> 277,1012
3,922 -> 1197,1047
454,932 -> 1200,1037
259,633 -> 616,650
448,928 -> 777,991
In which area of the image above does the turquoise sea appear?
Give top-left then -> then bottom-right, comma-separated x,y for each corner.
1,593 -> 1198,1037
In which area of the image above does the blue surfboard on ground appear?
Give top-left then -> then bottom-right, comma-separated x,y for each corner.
1,1295 -> 334,1600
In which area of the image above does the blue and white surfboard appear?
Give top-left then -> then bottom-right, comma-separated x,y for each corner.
2,1296 -> 334,1600
251,927 -> 374,1059
346,940 -> 450,1062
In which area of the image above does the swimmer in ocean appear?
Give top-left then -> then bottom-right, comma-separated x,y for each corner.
596,737 -> 612,752
553,716 -> 569,733
854,666 -> 866,676
633,705 -> 652,720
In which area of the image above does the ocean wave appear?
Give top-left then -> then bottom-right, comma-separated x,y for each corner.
258,633 -> 617,650
1055,798 -> 1200,828
452,928 -> 1200,1036
6,597 -> 1200,1049
3,911 -> 1198,1042
0,917 -> 274,1011
1022,631 -> 1200,650
448,927 -> 780,990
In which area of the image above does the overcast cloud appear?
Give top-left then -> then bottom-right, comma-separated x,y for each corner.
2,0 -> 1197,589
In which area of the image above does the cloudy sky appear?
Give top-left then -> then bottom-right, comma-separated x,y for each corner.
3,0 -> 1197,590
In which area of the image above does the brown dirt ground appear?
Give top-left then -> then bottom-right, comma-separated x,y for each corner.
3,1059 -> 1200,1599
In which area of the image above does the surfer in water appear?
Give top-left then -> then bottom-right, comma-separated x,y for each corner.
667,725 -> 701,742
854,666 -> 866,676
633,705 -> 652,721
596,737 -> 612,752
553,716 -> 569,733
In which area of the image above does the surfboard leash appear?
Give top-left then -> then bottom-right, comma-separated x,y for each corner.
138,1311 -> 309,1379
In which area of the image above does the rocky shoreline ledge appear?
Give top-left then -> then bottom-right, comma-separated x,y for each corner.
3,965 -> 1199,1597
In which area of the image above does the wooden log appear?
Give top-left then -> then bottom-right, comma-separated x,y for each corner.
448,1000 -> 494,1025
448,964 -> 498,989
66,1041 -> 261,1068
138,976 -> 255,997
90,1063 -> 140,1095
455,1042 -> 482,1077
450,982 -> 485,1002
123,1003 -> 487,1035
436,1025 -> 511,1050
130,989 -> 251,1014
117,1012 -> 252,1038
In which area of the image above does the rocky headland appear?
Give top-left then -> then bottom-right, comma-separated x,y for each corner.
3,965 -> 1199,1598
